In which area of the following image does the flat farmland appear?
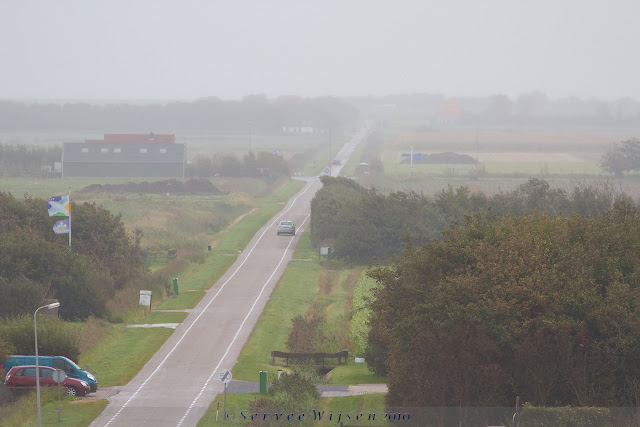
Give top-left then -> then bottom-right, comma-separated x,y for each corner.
384,131 -> 633,174
359,128 -> 640,196
386,129 -> 623,174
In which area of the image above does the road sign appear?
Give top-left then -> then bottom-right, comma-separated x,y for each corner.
401,153 -> 411,157
219,369 -> 232,384
52,369 -> 67,383
139,290 -> 151,307
323,167 -> 330,174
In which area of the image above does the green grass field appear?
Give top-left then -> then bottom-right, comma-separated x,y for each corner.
0,388 -> 109,427
80,326 -> 174,387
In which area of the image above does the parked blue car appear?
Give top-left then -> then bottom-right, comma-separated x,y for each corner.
2,355 -> 98,392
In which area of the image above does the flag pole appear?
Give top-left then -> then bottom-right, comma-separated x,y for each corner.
68,187 -> 71,247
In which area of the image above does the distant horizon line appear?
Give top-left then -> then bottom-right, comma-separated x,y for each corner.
1,92 -> 638,105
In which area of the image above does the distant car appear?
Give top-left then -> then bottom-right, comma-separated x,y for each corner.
4,365 -> 91,396
276,220 -> 296,236
331,159 -> 341,165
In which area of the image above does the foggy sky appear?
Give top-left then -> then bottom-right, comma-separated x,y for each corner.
1,0 -> 639,102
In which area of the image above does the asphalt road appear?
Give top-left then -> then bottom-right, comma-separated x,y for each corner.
90,124 -> 371,427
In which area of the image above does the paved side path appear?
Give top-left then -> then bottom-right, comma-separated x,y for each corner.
226,380 -> 387,397
89,380 -> 387,400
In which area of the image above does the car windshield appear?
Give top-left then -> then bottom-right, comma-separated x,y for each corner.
281,222 -> 292,226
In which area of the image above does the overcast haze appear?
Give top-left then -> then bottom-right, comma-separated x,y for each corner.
2,0 -> 639,102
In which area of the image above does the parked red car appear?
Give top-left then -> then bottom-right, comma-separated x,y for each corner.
4,365 -> 91,396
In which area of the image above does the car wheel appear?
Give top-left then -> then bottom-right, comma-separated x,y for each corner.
67,386 -> 78,396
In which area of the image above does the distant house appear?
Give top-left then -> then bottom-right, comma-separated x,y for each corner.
433,100 -> 463,125
62,133 -> 186,178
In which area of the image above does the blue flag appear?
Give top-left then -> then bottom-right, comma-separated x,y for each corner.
53,218 -> 70,234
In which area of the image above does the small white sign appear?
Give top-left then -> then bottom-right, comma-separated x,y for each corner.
219,369 -> 232,384
52,369 -> 67,383
139,290 -> 152,307
320,247 -> 330,255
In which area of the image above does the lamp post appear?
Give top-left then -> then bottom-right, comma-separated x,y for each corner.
35,302 -> 60,427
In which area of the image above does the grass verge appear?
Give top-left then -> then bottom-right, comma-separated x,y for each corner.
196,393 -> 390,426
79,326 -> 174,387
136,311 -> 189,324
230,231 -> 384,387
231,257 -> 322,380
0,388 -> 108,427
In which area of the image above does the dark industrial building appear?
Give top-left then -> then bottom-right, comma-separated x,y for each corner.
62,133 -> 186,178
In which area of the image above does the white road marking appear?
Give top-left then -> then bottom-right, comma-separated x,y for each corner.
177,212 -> 312,426
104,179 -> 317,426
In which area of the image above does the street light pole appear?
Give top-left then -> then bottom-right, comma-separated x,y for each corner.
35,302 -> 60,427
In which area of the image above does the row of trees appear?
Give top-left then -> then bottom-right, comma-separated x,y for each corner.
0,144 -> 61,176
366,204 -> 640,408
187,151 -> 290,178
0,96 -> 358,131
0,143 -> 291,178
351,92 -> 640,127
310,176 -> 625,263
0,192 -> 147,320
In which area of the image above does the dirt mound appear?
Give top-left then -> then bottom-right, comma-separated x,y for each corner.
77,179 -> 222,194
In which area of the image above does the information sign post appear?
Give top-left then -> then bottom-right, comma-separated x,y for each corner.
52,369 -> 67,422
219,369 -> 232,420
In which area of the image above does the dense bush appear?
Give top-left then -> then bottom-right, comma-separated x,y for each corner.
366,203 -> 640,408
0,192 -> 148,320
310,177 -> 627,263
286,315 -> 324,354
247,371 -> 320,426
0,314 -> 80,362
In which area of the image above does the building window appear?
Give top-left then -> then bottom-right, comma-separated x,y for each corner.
101,148 -> 109,153
81,148 -> 89,153
139,148 -> 148,153
160,148 -> 167,154
114,148 -> 122,153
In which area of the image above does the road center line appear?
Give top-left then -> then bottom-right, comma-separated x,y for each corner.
104,179 -> 317,426
177,212 -> 312,426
